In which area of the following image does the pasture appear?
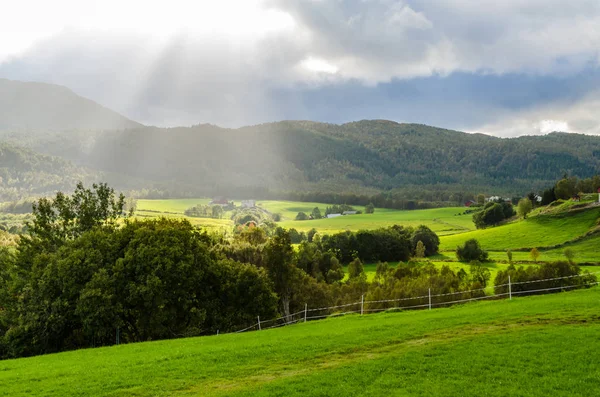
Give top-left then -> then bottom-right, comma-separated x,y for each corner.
1,287 -> 598,396
135,198 -> 600,268
136,199 -> 474,235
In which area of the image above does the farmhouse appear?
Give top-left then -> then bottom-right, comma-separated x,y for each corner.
209,197 -> 229,206
342,211 -> 357,215
326,213 -> 342,218
464,200 -> 476,207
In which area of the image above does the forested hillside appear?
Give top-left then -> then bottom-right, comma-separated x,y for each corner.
19,120 -> 600,200
0,143 -> 96,201
1,79 -> 600,201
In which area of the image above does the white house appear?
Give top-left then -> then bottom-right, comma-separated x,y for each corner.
326,213 -> 342,218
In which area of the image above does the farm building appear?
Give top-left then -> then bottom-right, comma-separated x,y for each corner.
209,197 -> 229,205
464,200 -> 476,207
326,213 -> 342,218
342,211 -> 357,215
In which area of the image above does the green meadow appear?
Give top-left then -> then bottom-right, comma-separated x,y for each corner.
1,287 -> 598,396
136,199 -> 473,235
135,198 -> 600,271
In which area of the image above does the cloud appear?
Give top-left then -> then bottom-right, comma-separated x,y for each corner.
1,0 -> 600,133
473,91 -> 600,137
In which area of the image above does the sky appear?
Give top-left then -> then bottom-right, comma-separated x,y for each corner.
1,0 -> 600,136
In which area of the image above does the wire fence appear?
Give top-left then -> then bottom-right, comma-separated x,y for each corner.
230,271 -> 600,335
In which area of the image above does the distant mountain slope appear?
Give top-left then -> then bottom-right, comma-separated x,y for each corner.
0,79 -> 141,130
25,120 -> 600,198
0,78 -> 599,200
0,142 -> 95,201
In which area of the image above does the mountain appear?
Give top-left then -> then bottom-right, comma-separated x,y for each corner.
0,79 -> 141,131
16,120 -> 600,201
1,79 -> 600,202
0,142 -> 95,201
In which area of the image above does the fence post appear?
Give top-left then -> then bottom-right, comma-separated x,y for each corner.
217,329 -> 219,335
257,316 -> 261,331
361,295 -> 364,315
428,288 -> 432,310
304,303 -> 307,323
509,276 -> 512,300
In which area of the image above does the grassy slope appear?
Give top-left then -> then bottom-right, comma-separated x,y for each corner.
1,288 -> 599,396
439,206 -> 600,252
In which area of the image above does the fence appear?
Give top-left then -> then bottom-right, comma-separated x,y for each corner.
232,271 -> 600,334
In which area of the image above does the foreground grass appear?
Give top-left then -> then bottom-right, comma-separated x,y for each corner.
2,288 -> 599,396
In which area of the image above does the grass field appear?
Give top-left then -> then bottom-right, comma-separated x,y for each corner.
2,287 -> 599,396
136,199 -> 474,236
439,206 -> 600,252
135,198 -> 600,267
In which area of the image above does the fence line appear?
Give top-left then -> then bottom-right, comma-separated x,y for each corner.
230,271 -> 600,335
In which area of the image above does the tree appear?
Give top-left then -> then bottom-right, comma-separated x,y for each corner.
211,205 -> 224,219
311,207 -> 322,219
28,182 -> 126,248
411,225 -> 440,256
517,198 -> 533,219
295,212 -> 309,221
541,187 -> 556,205
347,257 -> 365,280
263,229 -> 297,318
473,203 -> 505,228
555,177 -> 577,200
477,194 -> 485,206
506,249 -> 513,264
469,261 -> 491,287
564,248 -> 575,264
415,240 -> 425,258
527,192 -> 537,207
365,203 -> 375,214
307,228 -> 318,243
456,239 -> 488,262
530,247 -> 540,263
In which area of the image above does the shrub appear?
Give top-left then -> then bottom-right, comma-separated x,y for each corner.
295,212 -> 309,221
456,239 -> 488,262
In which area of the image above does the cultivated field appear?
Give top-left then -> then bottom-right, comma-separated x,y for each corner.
1,287 -> 598,396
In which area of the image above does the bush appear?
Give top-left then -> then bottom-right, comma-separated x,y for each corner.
295,212 -> 309,221
456,239 -> 488,262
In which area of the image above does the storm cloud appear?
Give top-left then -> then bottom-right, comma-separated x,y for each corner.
1,0 -> 600,135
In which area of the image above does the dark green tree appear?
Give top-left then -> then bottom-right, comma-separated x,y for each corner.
411,225 -> 440,256
263,229 -> 297,318
295,212 -> 309,221
456,239 -> 488,262
311,207 -> 322,219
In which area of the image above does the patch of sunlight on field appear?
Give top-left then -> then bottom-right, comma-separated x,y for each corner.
279,206 -> 473,235
135,200 -> 475,236
440,207 -> 600,252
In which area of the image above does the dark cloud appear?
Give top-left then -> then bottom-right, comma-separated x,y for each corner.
1,0 -> 600,135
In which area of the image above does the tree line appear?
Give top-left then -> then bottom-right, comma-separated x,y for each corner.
1,183 -> 596,359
